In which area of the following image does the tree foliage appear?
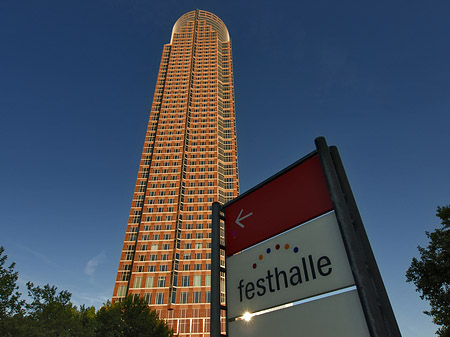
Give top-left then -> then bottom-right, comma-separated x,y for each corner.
0,246 -> 174,337
406,205 -> 450,337
96,296 -> 174,337
0,246 -> 24,319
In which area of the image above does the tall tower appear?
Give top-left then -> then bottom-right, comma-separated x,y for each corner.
112,10 -> 238,336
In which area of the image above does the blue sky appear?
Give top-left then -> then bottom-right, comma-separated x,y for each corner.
1,0 -> 449,336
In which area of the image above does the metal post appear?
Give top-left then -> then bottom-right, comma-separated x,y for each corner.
330,146 -> 402,337
315,136 -> 389,337
211,202 -> 222,337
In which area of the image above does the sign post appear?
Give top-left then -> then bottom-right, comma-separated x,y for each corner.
210,137 -> 401,337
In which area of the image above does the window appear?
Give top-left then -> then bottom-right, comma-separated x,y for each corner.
138,255 -> 146,261
184,253 -> 191,260
205,291 -> 211,303
183,264 -> 190,271
155,292 -> 164,305
180,292 -> 189,304
193,291 -> 201,303
184,243 -> 192,249
133,276 -> 142,288
195,243 -> 202,249
144,293 -> 152,304
185,233 -> 192,239
151,244 -> 158,251
145,276 -> 154,288
160,265 -> 167,271
196,233 -> 203,239
157,276 -> 166,287
148,265 -> 156,272
136,266 -> 144,272
182,275 -> 190,286
193,275 -> 201,286
161,254 -> 169,260
120,272 -> 130,281
117,286 -> 127,297
194,264 -> 202,270
195,253 -> 202,259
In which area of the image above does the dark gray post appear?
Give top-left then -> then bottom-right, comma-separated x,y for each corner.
211,202 -> 222,337
330,146 -> 402,337
315,136 -> 390,337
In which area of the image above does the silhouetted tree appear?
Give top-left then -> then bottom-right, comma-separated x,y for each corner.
96,295 -> 174,337
406,205 -> 450,337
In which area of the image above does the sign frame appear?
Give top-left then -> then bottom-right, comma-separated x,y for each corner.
210,137 -> 402,337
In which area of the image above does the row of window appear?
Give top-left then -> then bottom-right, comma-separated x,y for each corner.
117,288 -> 212,305
128,263 -> 212,273
130,274 -> 212,289
123,242 -> 212,253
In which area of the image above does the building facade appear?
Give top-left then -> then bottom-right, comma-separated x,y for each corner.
112,10 -> 239,336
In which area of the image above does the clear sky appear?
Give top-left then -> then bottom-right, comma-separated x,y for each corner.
1,0 -> 449,336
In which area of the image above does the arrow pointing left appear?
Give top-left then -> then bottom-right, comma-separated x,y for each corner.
236,209 -> 253,228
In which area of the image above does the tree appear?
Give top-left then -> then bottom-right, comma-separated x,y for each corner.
0,246 -> 173,336
0,246 -> 25,335
0,246 -> 24,320
23,282 -> 97,336
96,295 -> 174,337
406,205 -> 450,337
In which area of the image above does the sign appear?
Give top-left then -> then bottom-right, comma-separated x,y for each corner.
228,290 -> 370,337
225,155 -> 333,256
226,212 -> 355,319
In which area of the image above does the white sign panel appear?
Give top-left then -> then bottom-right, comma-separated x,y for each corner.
227,212 -> 355,319
228,289 -> 370,337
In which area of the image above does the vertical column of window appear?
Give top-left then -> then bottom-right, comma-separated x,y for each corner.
217,41 -> 238,204
116,45 -> 171,300
224,40 -> 240,196
167,22 -> 197,306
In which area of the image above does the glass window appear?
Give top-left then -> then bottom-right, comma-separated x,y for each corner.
117,286 -> 127,297
145,276 -> 154,288
193,275 -> 201,286
156,292 -> 164,304
180,292 -> 189,304
193,291 -> 201,303
157,276 -> 166,287
133,276 -> 142,288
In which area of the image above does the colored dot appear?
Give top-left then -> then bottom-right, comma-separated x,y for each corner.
259,254 -> 263,260
253,263 -> 257,269
294,247 -> 299,253
285,244 -> 290,250
276,244 -> 280,250
266,248 -> 271,254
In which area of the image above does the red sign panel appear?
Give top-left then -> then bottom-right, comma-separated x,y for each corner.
225,154 -> 333,256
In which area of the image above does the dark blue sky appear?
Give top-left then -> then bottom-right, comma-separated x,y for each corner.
1,1 -> 449,336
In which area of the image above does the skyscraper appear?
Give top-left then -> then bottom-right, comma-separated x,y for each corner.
112,10 -> 239,336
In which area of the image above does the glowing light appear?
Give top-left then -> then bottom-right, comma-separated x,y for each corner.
242,312 -> 253,322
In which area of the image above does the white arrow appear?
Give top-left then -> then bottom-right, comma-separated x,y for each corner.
236,209 -> 253,228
